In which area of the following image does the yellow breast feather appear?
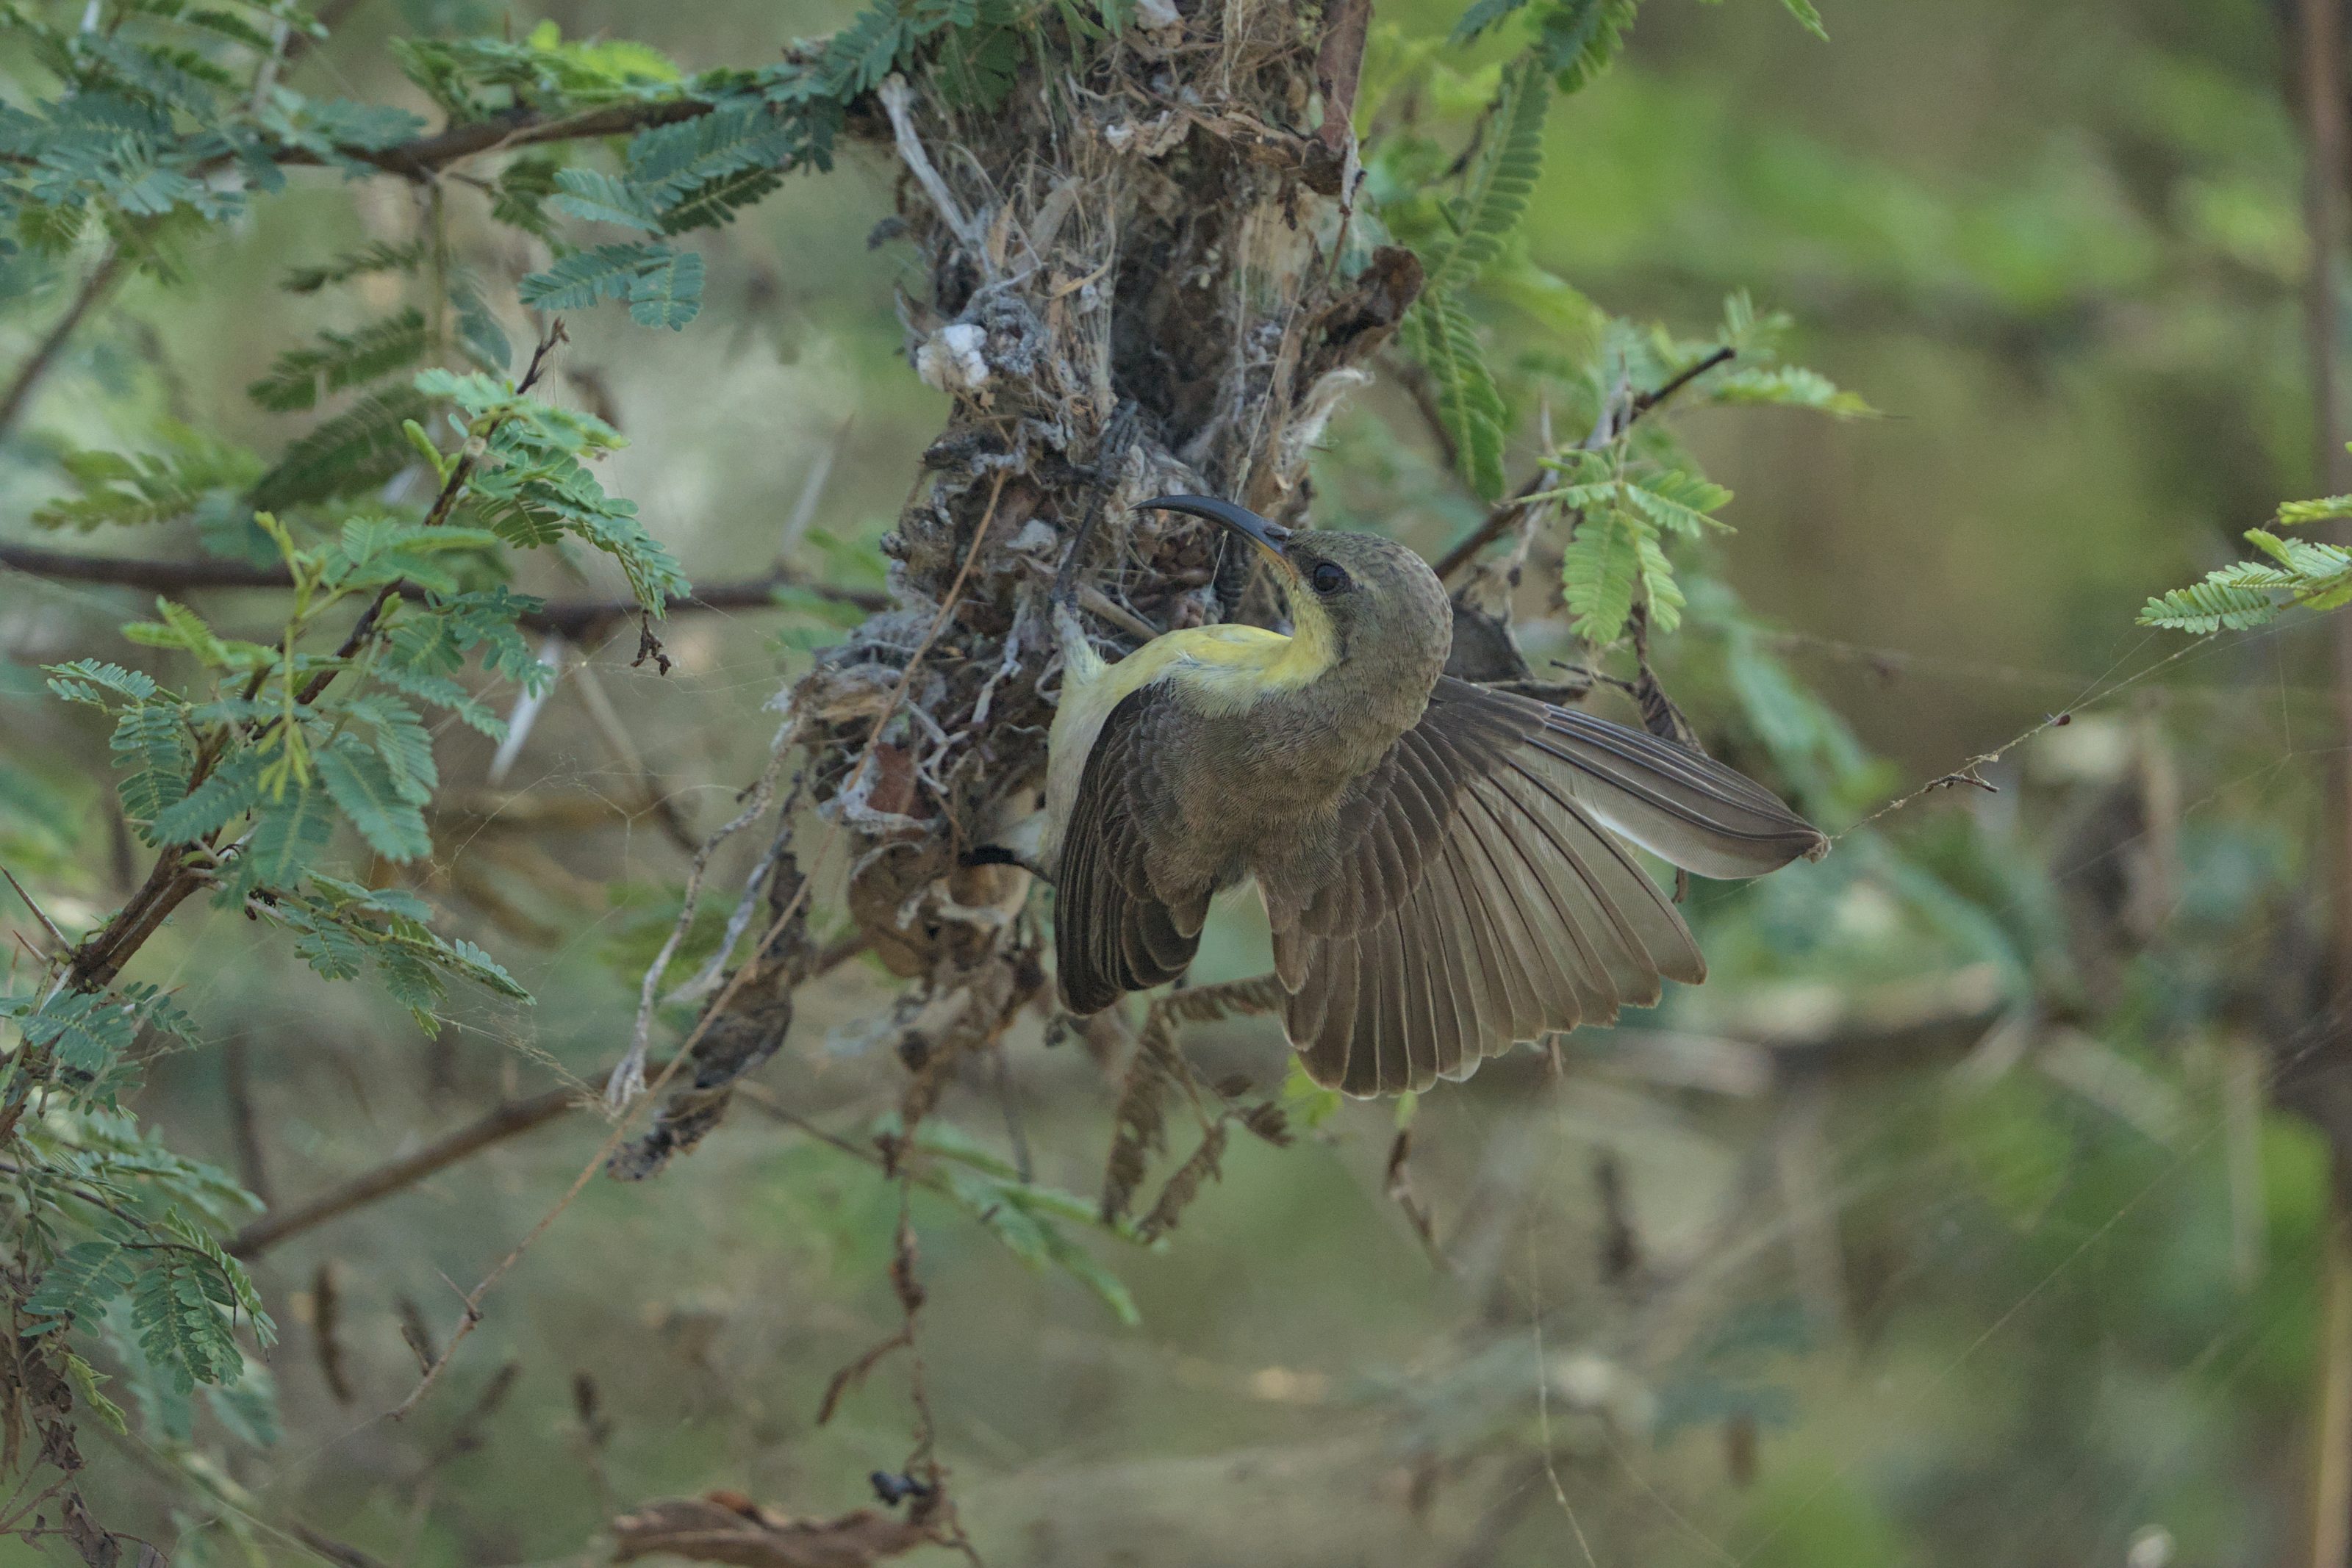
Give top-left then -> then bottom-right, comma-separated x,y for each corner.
1043,611 -> 1335,868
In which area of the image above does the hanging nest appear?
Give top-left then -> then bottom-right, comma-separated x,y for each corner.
635,0 -> 1417,1164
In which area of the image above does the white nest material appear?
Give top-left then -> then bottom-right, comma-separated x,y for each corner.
915,321 -> 992,397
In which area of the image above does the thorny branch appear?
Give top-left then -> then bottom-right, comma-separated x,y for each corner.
290,98 -> 720,181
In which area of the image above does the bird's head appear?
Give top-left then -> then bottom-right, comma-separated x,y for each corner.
1138,496 -> 1453,692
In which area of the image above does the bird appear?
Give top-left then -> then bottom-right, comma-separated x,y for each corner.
1040,495 -> 1829,1097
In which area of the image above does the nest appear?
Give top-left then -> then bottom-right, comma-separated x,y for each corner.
628,0 -> 1415,1169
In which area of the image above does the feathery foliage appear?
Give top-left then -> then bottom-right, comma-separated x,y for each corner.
245,309 -> 431,411
2142,486 -> 2352,630
32,428 -> 261,533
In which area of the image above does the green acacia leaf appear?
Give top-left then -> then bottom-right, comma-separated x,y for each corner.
373,663 -> 506,738
1624,470 -> 1732,536
1707,364 -> 1876,417
35,430 -> 262,533
1561,503 -> 1641,644
518,242 -> 667,311
110,705 -> 193,824
822,7 -> 911,95
246,309 -> 431,412
235,782 -> 337,891
64,1353 -> 129,1436
251,386 -> 435,511
292,914 -> 368,981
1036,1221 -> 1141,1326
1635,531 -> 1684,633
1451,0 -> 1531,44
376,947 -> 449,1033
281,239 -> 428,295
342,695 -> 438,805
451,279 -> 512,373
1535,0 -> 1636,93
2138,579 -> 2279,633
149,750 -> 266,844
130,1256 -> 240,1394
158,1209 -> 273,1334
2278,494 -> 2352,527
628,248 -> 704,329
15,991 -> 138,1072
1423,59 -> 1548,295
45,660 -> 159,706
552,167 -> 664,231
1402,294 -> 1508,502
315,738 -> 433,862
26,1239 -> 137,1331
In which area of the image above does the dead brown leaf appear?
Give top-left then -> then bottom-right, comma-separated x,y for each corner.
1136,1121 -> 1227,1243
814,1327 -> 911,1428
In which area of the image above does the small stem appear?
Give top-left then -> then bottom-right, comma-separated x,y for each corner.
0,246 -> 124,439
228,1083 -> 581,1258
1432,347 -> 1735,581
1629,344 -> 1735,418
293,323 -> 566,711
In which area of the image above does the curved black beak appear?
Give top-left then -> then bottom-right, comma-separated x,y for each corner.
1136,495 -> 1294,573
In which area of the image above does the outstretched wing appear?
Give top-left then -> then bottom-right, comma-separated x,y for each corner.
1263,678 -> 1824,1096
1054,682 -> 1211,1015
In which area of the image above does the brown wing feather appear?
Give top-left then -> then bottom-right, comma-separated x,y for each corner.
1055,683 -> 1206,1015
1266,678 -> 1823,1095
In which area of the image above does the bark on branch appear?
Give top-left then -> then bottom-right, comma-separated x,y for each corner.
228,1086 -> 578,1258
0,542 -> 885,633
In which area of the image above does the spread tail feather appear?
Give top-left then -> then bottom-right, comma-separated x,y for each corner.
1527,705 -> 1828,880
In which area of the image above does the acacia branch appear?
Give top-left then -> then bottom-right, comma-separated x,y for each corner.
227,1085 -> 578,1258
280,98 -> 720,181
224,938 -> 875,1262
0,542 -> 885,631
57,334 -> 565,992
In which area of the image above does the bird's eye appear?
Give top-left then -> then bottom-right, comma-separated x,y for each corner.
1310,561 -> 1351,597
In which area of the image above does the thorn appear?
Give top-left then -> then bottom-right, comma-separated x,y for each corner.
0,863 -> 68,953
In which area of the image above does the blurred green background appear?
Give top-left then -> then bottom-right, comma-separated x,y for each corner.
1,0 -> 2341,1563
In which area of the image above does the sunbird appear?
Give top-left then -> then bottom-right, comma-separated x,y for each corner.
1041,495 -> 1828,1097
